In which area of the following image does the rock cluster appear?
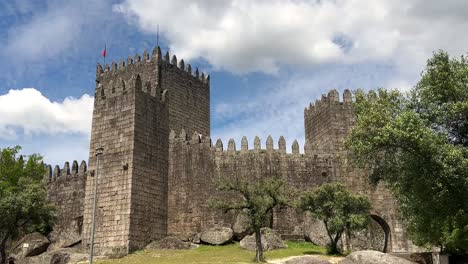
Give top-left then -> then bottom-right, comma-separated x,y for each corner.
240,228 -> 287,251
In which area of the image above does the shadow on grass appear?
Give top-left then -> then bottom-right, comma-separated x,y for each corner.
302,250 -> 325,255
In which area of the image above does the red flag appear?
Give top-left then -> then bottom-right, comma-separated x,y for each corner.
101,48 -> 106,57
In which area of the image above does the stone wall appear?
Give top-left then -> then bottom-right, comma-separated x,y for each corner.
45,161 -> 88,236
167,132 -> 335,238
159,53 -> 210,137
128,75 -> 169,251
167,89 -> 419,253
304,89 -> 418,252
81,47 -> 210,256
304,89 -> 354,154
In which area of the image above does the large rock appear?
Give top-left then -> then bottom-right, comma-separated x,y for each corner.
14,248 -> 87,264
146,236 -> 197,250
340,250 -> 417,264
240,228 -> 287,251
390,253 -> 434,264
10,232 -> 50,259
192,233 -> 201,244
232,211 -> 253,241
200,227 -> 233,245
48,217 -> 83,252
284,256 -> 332,264
303,213 -> 328,247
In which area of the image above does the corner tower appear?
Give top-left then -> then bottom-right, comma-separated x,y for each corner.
82,47 -> 210,256
304,89 -> 354,155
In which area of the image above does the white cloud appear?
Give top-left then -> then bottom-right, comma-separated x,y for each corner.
2,0 -> 111,63
114,0 -> 468,75
114,0 -> 468,148
0,88 -> 93,139
211,63 -> 396,152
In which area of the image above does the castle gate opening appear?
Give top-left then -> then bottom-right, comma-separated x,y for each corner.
370,214 -> 391,253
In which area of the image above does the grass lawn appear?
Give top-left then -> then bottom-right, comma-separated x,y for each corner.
96,241 -> 336,264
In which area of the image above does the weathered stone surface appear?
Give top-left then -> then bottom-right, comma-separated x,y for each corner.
146,237 -> 196,250
240,228 -> 287,251
302,213 -> 328,247
15,249 -> 87,264
192,233 -> 201,244
284,256 -> 332,264
45,161 -> 86,252
44,46 -> 417,256
47,220 -> 82,252
339,250 -> 417,264
200,227 -> 233,245
49,251 -> 71,264
11,232 -> 50,258
232,211 -> 252,241
174,233 -> 192,242
390,253 -> 434,264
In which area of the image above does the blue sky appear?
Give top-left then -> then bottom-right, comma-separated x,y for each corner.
1,0 -> 468,166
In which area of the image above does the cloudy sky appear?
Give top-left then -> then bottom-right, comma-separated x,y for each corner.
1,0 -> 467,165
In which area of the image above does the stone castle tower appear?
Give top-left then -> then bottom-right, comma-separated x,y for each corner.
81,47 -> 210,255
43,46 -> 419,258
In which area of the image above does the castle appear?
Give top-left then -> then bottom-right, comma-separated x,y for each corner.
43,47 -> 419,257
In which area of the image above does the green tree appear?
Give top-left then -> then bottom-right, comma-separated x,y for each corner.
298,183 -> 371,254
346,51 -> 468,254
0,146 -> 55,264
210,176 -> 290,262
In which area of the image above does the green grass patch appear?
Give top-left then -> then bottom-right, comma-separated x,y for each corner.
97,241 -> 328,264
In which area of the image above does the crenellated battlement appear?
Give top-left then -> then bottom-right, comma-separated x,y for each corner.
96,46 -> 209,85
44,160 -> 87,183
304,89 -> 353,117
304,89 -> 355,155
169,130 -> 316,155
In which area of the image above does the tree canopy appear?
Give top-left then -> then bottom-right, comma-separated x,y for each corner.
345,51 -> 468,254
0,146 -> 55,264
298,183 -> 371,254
210,176 -> 291,262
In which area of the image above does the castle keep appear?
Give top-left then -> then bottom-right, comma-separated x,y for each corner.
44,47 -> 418,257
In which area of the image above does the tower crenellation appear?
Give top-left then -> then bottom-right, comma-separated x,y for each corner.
304,89 -> 355,154
95,47 -> 209,88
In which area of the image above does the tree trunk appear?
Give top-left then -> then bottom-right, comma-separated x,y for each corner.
330,232 -> 342,255
254,227 -> 264,262
0,235 -> 8,264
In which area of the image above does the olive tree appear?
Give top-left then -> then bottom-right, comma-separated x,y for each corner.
210,176 -> 291,262
298,183 -> 371,254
